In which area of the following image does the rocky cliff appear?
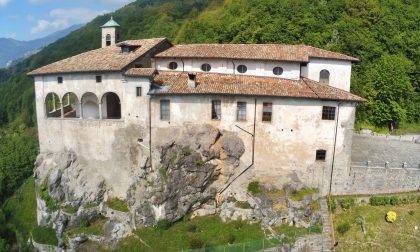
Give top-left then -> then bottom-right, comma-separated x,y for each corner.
34,125 -> 246,247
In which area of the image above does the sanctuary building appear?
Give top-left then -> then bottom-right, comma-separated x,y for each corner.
29,18 -> 364,196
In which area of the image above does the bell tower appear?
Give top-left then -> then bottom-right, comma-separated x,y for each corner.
101,16 -> 121,48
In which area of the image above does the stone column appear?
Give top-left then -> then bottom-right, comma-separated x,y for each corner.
99,102 -> 103,119
80,102 -> 83,119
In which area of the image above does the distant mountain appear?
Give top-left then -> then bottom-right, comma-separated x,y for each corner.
0,24 -> 83,68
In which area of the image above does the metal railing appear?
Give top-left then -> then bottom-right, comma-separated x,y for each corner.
351,161 -> 420,169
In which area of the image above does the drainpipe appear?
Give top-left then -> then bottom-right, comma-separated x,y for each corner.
148,95 -> 153,170
181,59 -> 185,72
328,101 -> 343,196
231,60 -> 236,75
219,98 -> 257,194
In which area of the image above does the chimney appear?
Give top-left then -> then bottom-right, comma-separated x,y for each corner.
187,73 -> 197,88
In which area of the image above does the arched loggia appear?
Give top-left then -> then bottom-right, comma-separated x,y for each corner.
81,92 -> 100,119
62,92 -> 80,118
101,92 -> 121,119
45,93 -> 62,118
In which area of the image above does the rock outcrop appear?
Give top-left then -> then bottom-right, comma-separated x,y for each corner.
34,124 -> 246,247
128,124 -> 245,225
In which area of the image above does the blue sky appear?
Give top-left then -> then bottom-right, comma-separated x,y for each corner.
0,0 -> 134,41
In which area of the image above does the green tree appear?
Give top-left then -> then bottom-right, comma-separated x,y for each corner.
360,54 -> 417,126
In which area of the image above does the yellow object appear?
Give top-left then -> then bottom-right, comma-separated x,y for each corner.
386,211 -> 397,223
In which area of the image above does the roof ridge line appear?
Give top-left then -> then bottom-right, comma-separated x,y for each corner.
301,78 -> 320,99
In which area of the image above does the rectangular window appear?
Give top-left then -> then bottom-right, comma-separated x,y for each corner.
96,75 -> 102,83
237,102 -> 247,121
322,106 -> 336,120
211,100 -> 221,120
160,100 -> 170,121
316,150 -> 326,161
57,76 -> 63,84
136,87 -> 142,97
262,102 -> 272,122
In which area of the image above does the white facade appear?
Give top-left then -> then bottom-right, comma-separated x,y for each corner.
150,95 -> 355,193
301,58 -> 352,91
155,58 -> 301,80
34,68 -> 357,196
155,57 -> 353,91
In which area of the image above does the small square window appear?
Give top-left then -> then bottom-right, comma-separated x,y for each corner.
211,100 -> 221,120
96,75 -> 102,83
322,106 -> 336,120
262,102 -> 272,122
57,77 -> 63,84
160,100 -> 170,121
237,102 -> 247,121
316,150 -> 326,161
136,87 -> 142,97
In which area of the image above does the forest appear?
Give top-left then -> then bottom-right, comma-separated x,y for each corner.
0,0 -> 419,249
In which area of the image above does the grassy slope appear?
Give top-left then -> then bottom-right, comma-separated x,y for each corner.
333,199 -> 420,251
119,216 -> 267,251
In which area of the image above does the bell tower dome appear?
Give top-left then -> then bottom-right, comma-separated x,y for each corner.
101,16 -> 121,48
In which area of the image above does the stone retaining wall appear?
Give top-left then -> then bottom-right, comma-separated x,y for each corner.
331,134 -> 420,195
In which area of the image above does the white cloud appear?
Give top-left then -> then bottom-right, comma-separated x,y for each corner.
28,0 -> 53,4
6,33 -> 16,39
102,0 -> 132,4
0,0 -> 11,7
27,14 -> 35,22
30,7 -> 106,35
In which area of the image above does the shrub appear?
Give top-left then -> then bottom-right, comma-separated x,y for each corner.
105,198 -> 129,212
336,223 -> 350,235
327,198 -> 337,213
189,237 -> 204,249
386,211 -> 397,223
235,201 -> 252,209
169,155 -> 177,164
32,226 -> 58,245
156,219 -> 172,231
38,184 -> 59,211
226,233 -> 236,244
62,205 -> 78,214
79,218 -> 89,228
370,196 -> 390,206
339,198 -> 354,210
233,220 -> 244,230
247,181 -> 261,196
389,197 -> 400,206
182,147 -> 191,156
186,224 -> 200,233
370,196 -> 402,206
227,196 -> 237,203
311,200 -> 320,211
195,160 -> 205,167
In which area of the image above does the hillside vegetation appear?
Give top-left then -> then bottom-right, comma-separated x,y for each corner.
0,0 -> 419,249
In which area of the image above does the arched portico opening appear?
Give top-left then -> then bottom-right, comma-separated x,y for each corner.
81,92 -> 100,119
62,92 -> 80,118
101,92 -> 121,119
45,93 -> 62,118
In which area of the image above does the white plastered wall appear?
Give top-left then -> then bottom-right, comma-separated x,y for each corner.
34,73 -> 152,198
150,95 -> 356,194
155,58 -> 301,80
301,58 -> 352,91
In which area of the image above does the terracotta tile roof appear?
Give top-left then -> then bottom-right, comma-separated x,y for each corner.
28,38 -> 167,76
149,71 -> 365,102
155,44 -> 359,62
124,68 -> 157,77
